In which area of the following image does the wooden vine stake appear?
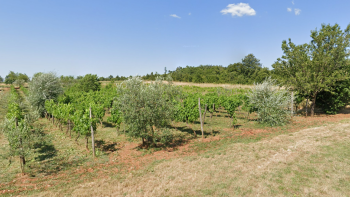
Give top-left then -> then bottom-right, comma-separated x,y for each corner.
198,98 -> 205,141
90,107 -> 96,158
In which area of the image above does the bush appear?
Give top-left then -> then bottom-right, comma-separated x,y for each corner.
316,80 -> 350,114
248,77 -> 292,126
28,72 -> 63,116
117,76 -> 179,147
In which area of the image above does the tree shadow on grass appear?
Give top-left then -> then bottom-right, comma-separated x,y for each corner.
30,155 -> 88,176
30,141 -> 87,176
234,125 -> 243,129
34,141 -> 57,161
95,139 -> 118,152
102,121 -> 114,128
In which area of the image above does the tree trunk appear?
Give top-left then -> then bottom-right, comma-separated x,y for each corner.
306,99 -> 308,116
20,156 -> 25,175
149,126 -> 156,147
311,94 -> 317,117
75,131 -> 80,141
100,119 -> 103,128
52,116 -> 54,124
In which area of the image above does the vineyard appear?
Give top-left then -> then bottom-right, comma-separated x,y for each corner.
1,77 -> 350,196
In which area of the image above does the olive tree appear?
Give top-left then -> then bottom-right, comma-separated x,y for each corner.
248,77 -> 293,126
28,72 -> 63,116
117,76 -> 178,147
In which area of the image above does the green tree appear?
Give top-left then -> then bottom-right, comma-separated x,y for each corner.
77,74 -> 101,92
4,71 -> 29,84
241,54 -> 262,76
0,75 -> 3,83
28,72 -> 63,116
273,23 -> 350,116
117,76 -> 179,147
5,71 -> 18,84
17,73 -> 29,82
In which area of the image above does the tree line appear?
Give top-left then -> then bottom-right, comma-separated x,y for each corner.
142,54 -> 271,84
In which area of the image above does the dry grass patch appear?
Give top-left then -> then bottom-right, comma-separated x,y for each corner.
35,122 -> 350,197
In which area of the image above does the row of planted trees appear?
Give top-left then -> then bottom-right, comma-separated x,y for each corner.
1,86 -> 40,174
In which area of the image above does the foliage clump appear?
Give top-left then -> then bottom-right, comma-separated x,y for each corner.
75,74 -> 101,92
28,72 -> 63,116
248,77 -> 292,126
273,23 -> 350,116
116,76 -> 179,147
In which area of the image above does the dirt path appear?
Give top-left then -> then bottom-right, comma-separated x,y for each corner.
35,121 -> 350,197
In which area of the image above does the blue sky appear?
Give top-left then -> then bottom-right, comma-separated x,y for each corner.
1,0 -> 349,78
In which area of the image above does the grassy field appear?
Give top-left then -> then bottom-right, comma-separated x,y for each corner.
1,86 -> 350,196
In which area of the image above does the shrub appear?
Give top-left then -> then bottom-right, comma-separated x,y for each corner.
248,77 -> 292,126
117,76 -> 179,147
28,72 -> 63,116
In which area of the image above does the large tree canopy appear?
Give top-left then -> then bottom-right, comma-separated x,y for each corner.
273,23 -> 350,116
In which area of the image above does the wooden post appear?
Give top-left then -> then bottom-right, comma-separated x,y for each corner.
90,107 -> 96,158
198,98 -> 204,140
203,104 -> 207,122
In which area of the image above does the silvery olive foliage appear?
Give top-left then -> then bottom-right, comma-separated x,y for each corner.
13,79 -> 25,87
116,76 -> 179,146
28,72 -> 63,116
248,77 -> 293,126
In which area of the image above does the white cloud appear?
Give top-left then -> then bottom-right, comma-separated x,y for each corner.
287,8 -> 292,12
294,8 -> 301,15
220,3 -> 256,17
292,0 -> 294,5
189,12 -> 191,15
170,14 -> 181,19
